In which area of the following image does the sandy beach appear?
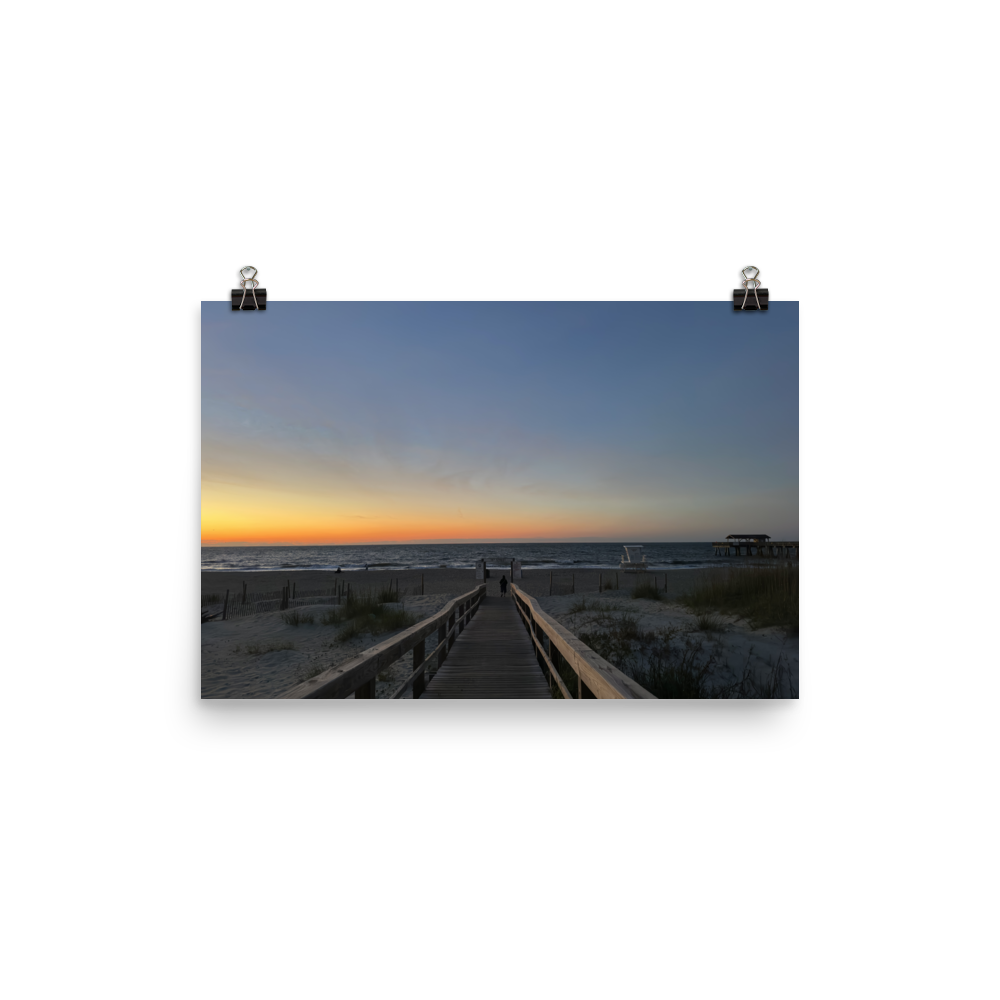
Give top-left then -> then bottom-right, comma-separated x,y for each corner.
201,565 -> 722,604
201,566 -> 796,698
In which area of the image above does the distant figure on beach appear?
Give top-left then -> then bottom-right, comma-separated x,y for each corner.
335,567 -> 341,574
365,564 -> 368,571
499,574 -> 508,597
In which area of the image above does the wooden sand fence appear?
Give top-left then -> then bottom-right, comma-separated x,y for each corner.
204,580 -> 359,622
546,570 -> 663,596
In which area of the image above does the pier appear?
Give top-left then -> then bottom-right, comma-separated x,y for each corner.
712,534 -> 798,557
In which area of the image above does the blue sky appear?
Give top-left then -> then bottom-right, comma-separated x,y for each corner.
202,301 -> 798,543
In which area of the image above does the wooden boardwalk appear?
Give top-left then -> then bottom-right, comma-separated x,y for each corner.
420,596 -> 551,699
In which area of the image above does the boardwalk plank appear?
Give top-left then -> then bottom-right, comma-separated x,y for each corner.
420,596 -> 551,699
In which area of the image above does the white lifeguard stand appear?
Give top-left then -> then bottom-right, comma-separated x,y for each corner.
619,545 -> 647,573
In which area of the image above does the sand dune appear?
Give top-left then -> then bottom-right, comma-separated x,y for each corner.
201,567 -> 796,698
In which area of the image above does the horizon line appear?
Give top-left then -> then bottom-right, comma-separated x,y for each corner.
199,538 -> 787,546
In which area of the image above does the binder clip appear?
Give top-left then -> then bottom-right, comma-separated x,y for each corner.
231,266 -> 267,310
733,266 -> 768,310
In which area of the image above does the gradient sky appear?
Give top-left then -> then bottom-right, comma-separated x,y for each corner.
202,302 -> 798,544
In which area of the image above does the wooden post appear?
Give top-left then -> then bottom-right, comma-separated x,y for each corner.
412,639 -> 426,699
437,621 -> 447,669
447,612 -> 456,651
222,589 -> 229,621
421,573 -> 424,596
549,571 -> 552,596
292,581 -> 296,599
355,678 -> 375,699
572,572 -> 575,594
242,581 -> 247,604
547,635 -> 555,694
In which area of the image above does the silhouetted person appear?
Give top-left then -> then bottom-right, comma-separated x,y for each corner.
499,574 -> 508,597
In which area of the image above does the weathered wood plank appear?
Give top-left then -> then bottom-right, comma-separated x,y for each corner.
420,597 -> 550,699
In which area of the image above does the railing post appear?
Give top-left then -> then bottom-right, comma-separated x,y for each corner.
447,611 -> 456,650
546,632 -> 554,695
412,639 -> 426,699
437,621 -> 447,669
355,678 -> 375,698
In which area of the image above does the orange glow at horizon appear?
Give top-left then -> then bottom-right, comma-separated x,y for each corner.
200,508 -> 621,545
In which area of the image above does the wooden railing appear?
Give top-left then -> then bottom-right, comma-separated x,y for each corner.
510,584 -> 655,699
279,585 -> 487,699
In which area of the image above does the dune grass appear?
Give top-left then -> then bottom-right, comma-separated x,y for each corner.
553,599 -> 792,699
683,562 -> 798,635
281,610 -> 315,627
320,589 -> 416,643
201,594 -> 222,625
694,612 -> 726,633
631,578 -> 665,602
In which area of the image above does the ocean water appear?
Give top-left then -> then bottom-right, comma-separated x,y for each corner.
201,542 -> 723,573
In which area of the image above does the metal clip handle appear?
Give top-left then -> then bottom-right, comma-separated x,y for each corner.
238,266 -> 260,310
740,266 -> 761,310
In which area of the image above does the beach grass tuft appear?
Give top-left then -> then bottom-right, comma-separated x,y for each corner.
320,589 -> 416,643
631,578 -> 665,602
202,593 -> 222,606
282,610 -> 314,627
694,612 -> 726,633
